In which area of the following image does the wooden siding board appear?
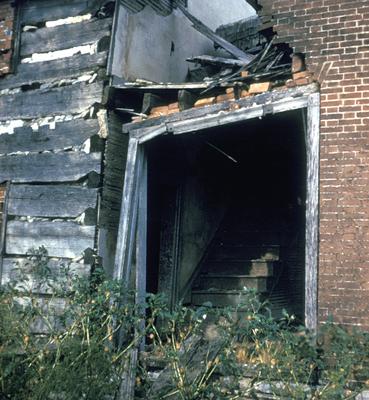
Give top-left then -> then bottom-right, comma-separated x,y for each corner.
0,51 -> 107,91
21,0 -> 91,25
0,152 -> 101,184
6,220 -> 96,258
0,118 -> 100,154
21,18 -> 112,57
2,257 -> 91,294
8,185 -> 98,218
0,81 -> 104,121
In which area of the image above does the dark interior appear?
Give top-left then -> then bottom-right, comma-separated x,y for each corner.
146,109 -> 306,321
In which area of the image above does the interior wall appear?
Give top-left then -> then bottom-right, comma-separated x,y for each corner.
110,0 -> 255,82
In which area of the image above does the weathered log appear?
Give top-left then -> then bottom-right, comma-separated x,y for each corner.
0,81 -> 104,121
8,184 -> 98,218
21,17 -> 112,57
6,220 -> 96,258
0,152 -> 101,184
21,0 -> 103,25
0,52 -> 107,91
0,118 -> 100,154
2,257 -> 91,294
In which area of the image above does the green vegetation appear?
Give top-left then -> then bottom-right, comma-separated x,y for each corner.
0,248 -> 369,399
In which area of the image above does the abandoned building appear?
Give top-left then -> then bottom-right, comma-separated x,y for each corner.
0,0 -> 368,360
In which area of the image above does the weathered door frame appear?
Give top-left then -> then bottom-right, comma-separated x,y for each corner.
113,89 -> 320,332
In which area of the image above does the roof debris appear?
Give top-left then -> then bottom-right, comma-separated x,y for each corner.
113,9 -> 316,123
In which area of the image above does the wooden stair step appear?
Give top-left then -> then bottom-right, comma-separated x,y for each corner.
201,260 -> 276,277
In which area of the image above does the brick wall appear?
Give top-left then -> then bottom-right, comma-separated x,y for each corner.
0,0 -> 15,76
257,0 -> 369,328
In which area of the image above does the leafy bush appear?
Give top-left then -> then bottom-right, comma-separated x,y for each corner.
1,248 -> 369,399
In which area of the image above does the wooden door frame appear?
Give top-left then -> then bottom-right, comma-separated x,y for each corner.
113,89 -> 320,332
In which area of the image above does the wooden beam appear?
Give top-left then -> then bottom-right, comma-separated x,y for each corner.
21,0 -> 99,25
0,182 -> 10,286
0,152 -> 101,184
135,149 -> 147,352
141,93 -> 166,115
8,184 -> 97,218
0,51 -> 107,91
6,220 -> 96,258
113,138 -> 139,282
178,89 -> 198,111
305,93 -> 320,333
186,55 -> 250,68
21,17 -> 112,57
178,4 -> 253,63
123,83 -> 319,132
0,118 -> 100,155
0,81 -> 104,121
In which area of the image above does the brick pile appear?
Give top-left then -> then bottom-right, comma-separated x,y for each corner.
0,0 -> 15,76
257,0 -> 369,328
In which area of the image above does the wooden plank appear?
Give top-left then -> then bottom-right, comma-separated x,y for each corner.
1,257 -> 91,294
0,182 -> 10,285
0,81 -> 104,121
21,0 -> 91,25
0,152 -> 101,184
123,83 -> 319,133
186,55 -> 249,67
178,4 -> 253,63
305,93 -> 320,333
21,17 -> 112,57
6,220 -> 96,258
0,51 -> 107,91
0,119 -> 100,155
8,185 -> 97,218
113,138 -> 139,282
136,150 -> 147,350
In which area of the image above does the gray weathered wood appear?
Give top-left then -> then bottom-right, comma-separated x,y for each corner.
117,348 -> 138,400
0,182 -> 10,285
0,51 -> 107,91
0,118 -> 100,155
21,0 -> 94,25
305,93 -> 320,333
8,185 -> 97,218
2,257 -> 91,294
123,83 -> 319,133
21,17 -> 112,57
186,55 -> 250,67
178,89 -> 198,111
113,138 -> 139,282
0,81 -> 104,121
0,152 -> 101,184
136,150 -> 147,350
6,220 -> 96,258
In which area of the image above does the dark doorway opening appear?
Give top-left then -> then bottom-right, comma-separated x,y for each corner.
146,110 -> 306,321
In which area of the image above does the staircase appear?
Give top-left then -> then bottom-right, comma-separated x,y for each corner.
191,208 -> 286,311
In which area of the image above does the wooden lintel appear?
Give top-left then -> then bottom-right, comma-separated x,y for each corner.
123,83 -> 319,133
123,84 -> 317,136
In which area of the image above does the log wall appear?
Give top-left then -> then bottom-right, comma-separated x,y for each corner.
0,0 -> 116,329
